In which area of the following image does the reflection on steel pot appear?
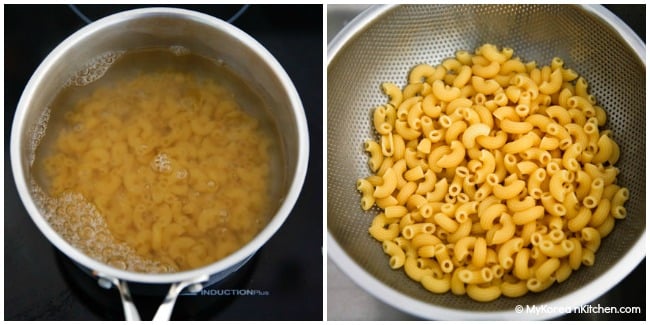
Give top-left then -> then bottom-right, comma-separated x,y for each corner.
11,7 -> 309,320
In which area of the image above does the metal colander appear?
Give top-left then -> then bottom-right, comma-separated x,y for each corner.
327,4 -> 645,320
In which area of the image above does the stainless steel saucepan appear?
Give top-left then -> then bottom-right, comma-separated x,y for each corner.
11,7 -> 309,320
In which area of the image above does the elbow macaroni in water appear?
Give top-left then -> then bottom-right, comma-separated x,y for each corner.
36,50 -> 278,272
357,43 -> 629,302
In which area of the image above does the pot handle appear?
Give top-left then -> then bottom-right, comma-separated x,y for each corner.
152,275 -> 210,321
100,277 -> 141,321
97,274 -> 209,321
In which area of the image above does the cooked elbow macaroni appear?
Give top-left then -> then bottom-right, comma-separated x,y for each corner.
40,66 -> 276,272
357,43 -> 629,302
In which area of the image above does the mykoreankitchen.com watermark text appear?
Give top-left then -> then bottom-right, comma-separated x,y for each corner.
181,289 -> 270,296
515,303 -> 642,315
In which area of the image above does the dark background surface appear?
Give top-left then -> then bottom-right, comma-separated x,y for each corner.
4,4 -> 323,320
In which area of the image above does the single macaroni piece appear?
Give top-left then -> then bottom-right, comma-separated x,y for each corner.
358,43 -> 629,302
383,240 -> 406,269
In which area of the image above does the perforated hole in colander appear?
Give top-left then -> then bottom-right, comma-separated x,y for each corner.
328,4 -> 644,316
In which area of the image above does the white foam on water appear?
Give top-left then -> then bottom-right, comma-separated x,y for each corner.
30,179 -> 177,273
64,50 -> 126,87
28,107 -> 51,166
169,45 -> 190,56
151,152 -> 172,174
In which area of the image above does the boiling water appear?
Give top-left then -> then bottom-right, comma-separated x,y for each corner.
30,48 -> 285,273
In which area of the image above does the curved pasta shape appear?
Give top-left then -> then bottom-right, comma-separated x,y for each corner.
445,120 -> 468,145
382,240 -> 406,269
402,223 -> 436,239
416,169 -> 437,195
396,181 -> 417,206
462,123 -> 491,149
502,132 -> 539,154
458,267 -> 494,284
472,61 -> 500,79
535,258 -> 561,282
583,177 -> 604,209
507,195 -> 536,213
452,65 -> 473,88
588,198 -> 610,228
476,130 -> 508,149
369,214 -> 400,241
611,187 -> 629,219
395,120 -> 422,141
591,134 -> 614,164
488,213 -> 516,245
409,63 -> 437,84
436,140 -> 466,168
513,73 -> 539,99
499,119 -> 533,134
425,178 -> 449,203
493,180 -> 526,200
432,79 -> 461,102
421,274 -> 452,294
568,95 -> 596,117
538,68 -> 563,94
381,82 -> 403,108
466,284 -> 501,302
404,256 -> 434,281
374,167 -> 398,198
364,140 -> 384,172
471,76 -> 500,94
538,239 -> 574,258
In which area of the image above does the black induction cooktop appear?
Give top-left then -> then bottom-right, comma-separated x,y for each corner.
5,4 -> 323,321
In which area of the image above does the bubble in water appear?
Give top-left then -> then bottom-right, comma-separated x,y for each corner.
151,153 -> 172,173
108,258 -> 127,270
101,247 -> 114,259
65,51 -> 126,87
136,144 -> 151,156
169,45 -> 190,56
175,168 -> 188,179
28,107 -> 51,166
29,179 -> 177,273
79,225 -> 94,240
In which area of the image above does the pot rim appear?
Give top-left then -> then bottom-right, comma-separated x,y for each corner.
11,7 -> 310,284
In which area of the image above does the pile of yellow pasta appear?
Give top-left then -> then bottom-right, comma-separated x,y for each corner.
357,43 -> 629,302
42,71 -> 273,271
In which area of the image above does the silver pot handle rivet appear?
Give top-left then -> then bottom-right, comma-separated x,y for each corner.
97,277 -> 113,290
